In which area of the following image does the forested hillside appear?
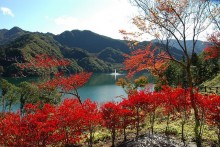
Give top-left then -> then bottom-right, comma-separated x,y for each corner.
0,27 -> 207,77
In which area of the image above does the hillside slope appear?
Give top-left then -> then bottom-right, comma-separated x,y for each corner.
54,30 -> 129,53
201,72 -> 220,87
0,27 -> 206,77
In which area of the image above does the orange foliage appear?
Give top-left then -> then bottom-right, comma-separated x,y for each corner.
123,43 -> 170,78
156,0 -> 188,14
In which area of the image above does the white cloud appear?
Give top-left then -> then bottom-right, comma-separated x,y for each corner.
54,16 -> 81,29
1,7 -> 14,17
53,0 -> 139,39
44,16 -> 49,19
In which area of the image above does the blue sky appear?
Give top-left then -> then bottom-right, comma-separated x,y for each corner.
0,0 -> 218,40
0,0 -> 138,39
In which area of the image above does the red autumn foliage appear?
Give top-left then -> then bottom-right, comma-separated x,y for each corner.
160,86 -> 192,123
56,72 -> 92,92
22,103 -> 57,146
0,99 -> 99,146
38,72 -> 92,91
147,92 -> 162,113
38,72 -> 92,103
118,99 -> 134,141
55,99 -> 85,145
205,95 -> 220,144
0,112 -> 23,146
205,95 -> 220,126
123,43 -> 169,78
17,54 -> 92,104
161,86 -> 176,115
19,54 -> 70,70
197,94 -> 220,128
204,32 -> 220,60
195,93 -> 220,144
101,102 -> 121,147
0,88 -> 219,146
127,91 -> 148,137
160,86 -> 191,117
82,98 -> 102,146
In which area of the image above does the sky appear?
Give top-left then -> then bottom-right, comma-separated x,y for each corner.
0,0 -> 139,39
0,0 -> 218,41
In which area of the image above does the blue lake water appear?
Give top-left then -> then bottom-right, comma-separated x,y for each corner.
0,73 -> 127,105
0,72 -> 153,111
65,73 -> 128,103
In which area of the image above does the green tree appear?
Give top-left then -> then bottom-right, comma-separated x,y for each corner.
192,53 -> 219,85
116,76 -> 148,94
18,82 -> 39,115
0,79 -> 19,112
0,66 -> 4,74
164,61 -> 182,86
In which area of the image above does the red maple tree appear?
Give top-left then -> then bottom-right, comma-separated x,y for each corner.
118,99 -> 133,141
22,103 -> 57,146
82,98 -> 102,147
54,99 -> 85,145
19,54 -> 70,71
101,102 -> 121,147
38,71 -> 92,104
204,32 -> 220,60
123,43 -> 169,78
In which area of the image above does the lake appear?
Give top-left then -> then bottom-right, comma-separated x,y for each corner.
0,72 -> 153,111
0,73 -> 128,104
65,73 -> 128,103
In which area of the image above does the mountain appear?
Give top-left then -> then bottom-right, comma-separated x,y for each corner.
0,27 -> 207,77
137,41 -> 184,60
152,39 -> 207,54
54,30 -> 129,53
0,27 -> 131,76
97,47 -> 125,63
0,27 -> 27,45
0,32 -> 83,76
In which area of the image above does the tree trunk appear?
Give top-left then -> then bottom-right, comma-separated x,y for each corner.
186,66 -> 202,147
181,90 -> 188,145
9,101 -> 12,112
181,120 -> 186,145
165,113 -> 170,136
111,128 -> 116,147
2,96 -> 5,113
150,111 -> 155,135
136,108 -> 140,138
218,126 -> 220,147
20,96 -> 25,117
88,129 -> 93,147
123,127 -> 127,142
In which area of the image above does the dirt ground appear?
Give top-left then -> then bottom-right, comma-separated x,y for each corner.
79,132 -> 198,147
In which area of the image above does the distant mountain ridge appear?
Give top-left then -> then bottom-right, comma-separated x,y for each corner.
0,27 -> 28,45
0,27 -> 208,77
152,39 -> 207,54
54,30 -> 129,53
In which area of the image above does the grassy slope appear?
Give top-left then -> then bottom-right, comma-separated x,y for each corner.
201,72 -> 220,87
80,114 -> 218,147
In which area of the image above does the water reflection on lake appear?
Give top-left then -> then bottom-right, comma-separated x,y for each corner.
65,73 -> 127,103
0,73 -> 128,104
0,72 -> 153,106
